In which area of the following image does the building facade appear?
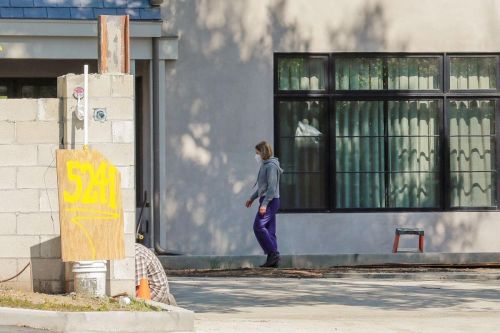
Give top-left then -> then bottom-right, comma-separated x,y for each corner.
1,0 -> 500,271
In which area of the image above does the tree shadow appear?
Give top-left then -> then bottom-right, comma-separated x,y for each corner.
160,0 -> 411,255
170,277 -> 500,314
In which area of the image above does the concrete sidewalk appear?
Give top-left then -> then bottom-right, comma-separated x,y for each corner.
170,276 -> 500,333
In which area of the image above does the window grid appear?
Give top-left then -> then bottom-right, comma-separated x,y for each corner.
274,53 -> 500,212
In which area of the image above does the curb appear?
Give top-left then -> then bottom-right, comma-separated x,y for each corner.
0,305 -> 194,333
160,253 -> 500,270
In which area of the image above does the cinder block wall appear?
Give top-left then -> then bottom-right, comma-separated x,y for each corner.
58,73 -> 136,296
0,74 -> 136,296
0,99 -> 63,292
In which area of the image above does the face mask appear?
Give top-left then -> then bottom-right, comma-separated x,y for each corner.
254,153 -> 262,165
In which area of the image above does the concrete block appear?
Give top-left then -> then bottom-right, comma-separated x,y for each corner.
0,99 -> 37,121
40,189 -> 59,213
107,279 -> 135,297
111,257 -> 135,280
17,213 -> 58,235
90,97 -> 134,120
117,166 -> 135,189
0,167 -> 16,189
0,145 -> 37,166
121,189 -> 136,212
59,74 -> 83,99
96,143 -> 134,166
37,144 -> 58,166
63,119 -> 112,144
0,189 -> 39,212
17,166 -> 57,189
112,120 -> 134,143
37,280 -> 64,294
16,258 -> 32,283
40,235 -> 61,259
36,99 -> 60,121
110,74 -> 134,97
0,213 -> 16,234
57,76 -> 64,98
31,258 -> 64,280
0,235 -> 40,257
0,121 -> 15,143
64,262 -> 74,281
0,281 -> 32,291
89,75 -> 112,97
124,212 -> 135,234
0,259 -> 18,282
16,121 -> 60,144
124,233 -> 135,257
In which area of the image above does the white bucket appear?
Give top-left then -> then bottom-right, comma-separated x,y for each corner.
72,261 -> 107,297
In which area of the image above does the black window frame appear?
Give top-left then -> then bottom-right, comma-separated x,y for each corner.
274,52 -> 500,213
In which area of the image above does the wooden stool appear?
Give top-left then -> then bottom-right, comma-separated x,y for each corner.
392,228 -> 424,253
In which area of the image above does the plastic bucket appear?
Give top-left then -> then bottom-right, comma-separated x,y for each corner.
72,261 -> 107,297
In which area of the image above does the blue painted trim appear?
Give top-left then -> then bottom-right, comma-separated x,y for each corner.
46,6 -> 70,18
10,0 -> 34,7
23,7 -> 47,17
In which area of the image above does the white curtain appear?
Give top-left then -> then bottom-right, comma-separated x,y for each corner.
335,58 -> 383,90
278,58 -> 326,91
449,100 -> 495,207
387,58 -> 439,90
335,101 -> 385,208
450,57 -> 496,90
388,100 -> 439,207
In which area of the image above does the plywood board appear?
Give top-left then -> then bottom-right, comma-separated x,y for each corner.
56,148 -> 125,262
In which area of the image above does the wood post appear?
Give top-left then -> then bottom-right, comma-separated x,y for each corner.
98,15 -> 130,74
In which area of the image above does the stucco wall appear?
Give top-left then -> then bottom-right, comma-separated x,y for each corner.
159,0 -> 500,255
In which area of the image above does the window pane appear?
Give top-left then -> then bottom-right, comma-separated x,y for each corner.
450,172 -> 496,207
450,137 -> 495,172
448,99 -> 496,207
280,138 -> 326,173
336,172 -> 385,208
389,100 -> 439,136
336,100 -> 384,136
280,173 -> 327,209
387,58 -> 440,90
450,57 -> 497,90
278,57 -> 327,91
389,137 -> 439,172
388,100 -> 440,207
389,172 -> 439,208
449,100 -> 495,136
336,138 -> 385,172
335,58 -> 383,90
278,100 -> 327,210
279,100 -> 327,137
335,101 -> 385,208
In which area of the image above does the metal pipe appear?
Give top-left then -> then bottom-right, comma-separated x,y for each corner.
152,37 -> 182,255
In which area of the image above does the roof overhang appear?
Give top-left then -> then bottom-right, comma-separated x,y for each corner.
0,19 -> 177,60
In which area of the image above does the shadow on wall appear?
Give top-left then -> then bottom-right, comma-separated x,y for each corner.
30,237 -> 65,294
160,0 -> 409,255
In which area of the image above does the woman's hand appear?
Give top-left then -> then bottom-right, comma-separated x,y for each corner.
259,206 -> 267,215
245,199 -> 254,208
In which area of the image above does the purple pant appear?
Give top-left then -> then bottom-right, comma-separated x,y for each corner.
253,197 -> 280,255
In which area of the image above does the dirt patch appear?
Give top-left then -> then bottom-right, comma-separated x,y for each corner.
0,287 -> 159,312
165,267 -> 500,278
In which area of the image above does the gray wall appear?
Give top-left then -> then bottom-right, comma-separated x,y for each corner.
159,0 -> 500,255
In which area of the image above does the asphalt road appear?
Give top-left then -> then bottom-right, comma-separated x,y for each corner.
170,276 -> 500,333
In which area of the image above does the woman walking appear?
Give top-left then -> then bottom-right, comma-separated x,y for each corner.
246,141 -> 283,267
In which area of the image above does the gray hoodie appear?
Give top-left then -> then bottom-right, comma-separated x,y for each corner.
250,157 -> 284,207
